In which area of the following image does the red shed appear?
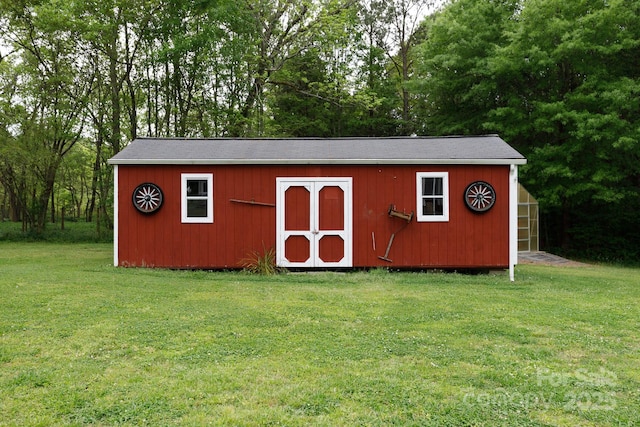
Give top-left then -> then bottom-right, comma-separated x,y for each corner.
108,136 -> 526,279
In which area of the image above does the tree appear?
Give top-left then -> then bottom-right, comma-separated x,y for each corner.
412,0 -> 520,135
57,141 -> 93,220
0,0 -> 94,231
414,0 -> 640,258
489,0 -> 640,255
346,0 -> 404,136
270,50 -> 339,136
383,0 -> 438,134
232,0 -> 360,136
70,0 -> 165,226
267,0 -> 413,137
141,0 -> 231,137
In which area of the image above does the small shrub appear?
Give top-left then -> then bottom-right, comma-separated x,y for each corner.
240,244 -> 284,275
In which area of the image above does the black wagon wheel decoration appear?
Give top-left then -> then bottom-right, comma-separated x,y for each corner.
464,181 -> 496,213
132,183 -> 163,214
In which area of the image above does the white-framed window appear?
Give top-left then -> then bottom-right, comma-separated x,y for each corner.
416,172 -> 449,222
181,173 -> 213,223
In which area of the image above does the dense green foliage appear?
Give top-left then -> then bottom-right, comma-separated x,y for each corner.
1,242 -> 639,425
414,0 -> 640,261
1,0 -> 639,261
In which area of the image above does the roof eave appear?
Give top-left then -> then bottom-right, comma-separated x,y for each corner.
108,158 -> 527,166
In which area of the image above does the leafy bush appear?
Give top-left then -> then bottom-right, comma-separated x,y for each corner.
540,199 -> 640,266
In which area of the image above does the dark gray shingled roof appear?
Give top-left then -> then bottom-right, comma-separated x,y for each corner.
108,136 -> 526,165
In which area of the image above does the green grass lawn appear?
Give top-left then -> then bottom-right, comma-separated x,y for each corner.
1,243 -> 638,426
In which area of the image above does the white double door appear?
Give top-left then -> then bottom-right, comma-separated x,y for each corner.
276,178 -> 352,268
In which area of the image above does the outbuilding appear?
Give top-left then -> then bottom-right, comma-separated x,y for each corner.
108,136 -> 526,279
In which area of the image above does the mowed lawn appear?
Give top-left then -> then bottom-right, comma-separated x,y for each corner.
0,243 -> 638,426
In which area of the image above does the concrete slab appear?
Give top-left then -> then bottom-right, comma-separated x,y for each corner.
518,251 -> 588,266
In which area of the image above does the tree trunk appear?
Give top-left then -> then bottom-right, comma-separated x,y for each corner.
35,159 -> 62,232
561,198 -> 571,251
108,28 -> 122,154
50,188 -> 56,223
87,131 -> 103,223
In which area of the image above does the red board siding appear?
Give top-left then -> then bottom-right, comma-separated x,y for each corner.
116,164 -> 510,269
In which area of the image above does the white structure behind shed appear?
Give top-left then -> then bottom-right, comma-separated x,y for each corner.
518,184 -> 539,252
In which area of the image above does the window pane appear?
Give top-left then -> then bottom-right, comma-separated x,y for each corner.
416,172 -> 448,222
422,177 -> 443,196
187,180 -> 207,196
187,199 -> 208,217
422,197 -> 444,216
